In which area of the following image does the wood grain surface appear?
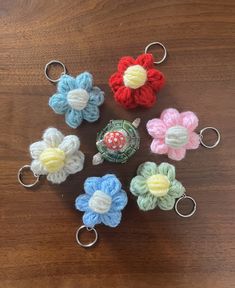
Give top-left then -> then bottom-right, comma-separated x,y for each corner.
0,1 -> 235,287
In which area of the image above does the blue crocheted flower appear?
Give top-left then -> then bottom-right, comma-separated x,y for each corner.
75,174 -> 128,228
49,73 -> 104,128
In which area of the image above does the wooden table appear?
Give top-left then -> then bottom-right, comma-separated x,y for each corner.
1,1 -> 234,287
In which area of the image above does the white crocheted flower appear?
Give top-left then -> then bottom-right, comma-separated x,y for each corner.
29,128 -> 85,184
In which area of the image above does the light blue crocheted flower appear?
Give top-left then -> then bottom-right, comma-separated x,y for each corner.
49,73 -> 104,128
75,174 -> 128,228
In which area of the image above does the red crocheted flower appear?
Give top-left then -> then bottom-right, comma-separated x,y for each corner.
109,53 -> 165,109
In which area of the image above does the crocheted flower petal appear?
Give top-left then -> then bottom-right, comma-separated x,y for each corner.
64,151 -> 85,174
100,211 -> 122,228
84,177 -> 102,195
158,162 -> 175,181
114,86 -> 137,109
118,56 -> 135,73
158,195 -> 175,210
49,93 -> 69,114
150,139 -> 168,154
185,132 -> 200,150
30,159 -> 47,175
137,162 -> 158,178
58,75 -> 76,94
30,141 -> 47,159
134,85 -> 156,108
89,87 -> 104,106
146,119 -> 167,139
75,72 -> 93,92
168,179 -> 186,198
111,189 -> 128,210
101,174 -> 122,196
135,53 -> 154,69
180,111 -> 199,132
147,68 -> 165,91
130,175 -> 148,196
109,72 -> 124,93
83,211 -> 101,228
43,128 -> 64,148
137,194 -> 158,211
75,194 -> 90,212
47,169 -> 68,184
160,108 -> 181,127
59,135 -> 80,156
82,102 -> 100,122
168,147 -> 186,161
65,109 -> 83,128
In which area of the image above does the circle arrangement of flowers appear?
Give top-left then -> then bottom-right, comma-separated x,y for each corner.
109,53 -> 165,109
147,108 -> 200,161
29,128 -> 85,184
130,162 -> 185,211
49,72 -> 104,128
75,174 -> 128,228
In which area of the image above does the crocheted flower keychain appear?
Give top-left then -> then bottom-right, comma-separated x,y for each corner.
18,128 -> 85,187
75,174 -> 128,248
92,118 -> 140,165
109,42 -> 167,109
44,60 -> 104,128
147,108 -> 221,161
130,161 -> 196,218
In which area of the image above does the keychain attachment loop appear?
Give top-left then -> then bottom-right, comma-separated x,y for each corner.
144,42 -> 167,64
76,225 -> 98,248
199,127 -> 220,149
175,194 -> 196,218
18,165 -> 40,188
44,60 -> 66,83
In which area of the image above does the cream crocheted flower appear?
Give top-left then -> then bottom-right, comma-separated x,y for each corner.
130,162 -> 185,211
29,128 -> 85,184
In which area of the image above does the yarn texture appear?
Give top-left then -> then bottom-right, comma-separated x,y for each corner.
109,53 -> 165,109
75,174 -> 128,228
146,108 -> 200,161
29,127 -> 85,184
130,162 -> 185,211
49,73 -> 104,128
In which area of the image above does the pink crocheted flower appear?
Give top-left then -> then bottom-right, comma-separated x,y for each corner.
146,108 -> 200,161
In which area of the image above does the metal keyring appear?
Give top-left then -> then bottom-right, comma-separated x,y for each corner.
144,42 -> 167,64
199,127 -> 221,149
44,60 -> 66,83
17,165 -> 40,188
175,194 -> 197,218
76,225 -> 98,248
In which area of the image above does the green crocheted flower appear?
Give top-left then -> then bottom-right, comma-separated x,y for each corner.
130,162 -> 185,211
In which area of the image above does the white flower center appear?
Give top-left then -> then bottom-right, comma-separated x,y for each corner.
67,88 -> 89,110
165,125 -> 189,148
123,65 -> 147,89
88,190 -> 112,214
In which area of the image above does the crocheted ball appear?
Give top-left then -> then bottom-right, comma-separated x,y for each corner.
67,88 -> 90,111
103,131 -> 126,151
39,147 -> 65,173
123,65 -> 147,89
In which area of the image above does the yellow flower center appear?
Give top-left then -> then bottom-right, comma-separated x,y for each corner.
123,65 -> 147,89
39,147 -> 65,173
147,174 -> 170,197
